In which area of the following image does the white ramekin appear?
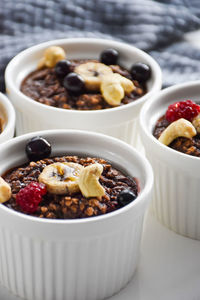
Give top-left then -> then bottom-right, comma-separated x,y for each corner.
0,130 -> 153,300
0,92 -> 15,144
140,81 -> 200,240
5,38 -> 162,147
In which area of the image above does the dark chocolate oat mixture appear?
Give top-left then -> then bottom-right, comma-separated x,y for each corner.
21,59 -> 146,110
154,115 -> 200,157
3,155 -> 138,219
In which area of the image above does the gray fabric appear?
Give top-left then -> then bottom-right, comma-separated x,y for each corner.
0,0 -> 200,91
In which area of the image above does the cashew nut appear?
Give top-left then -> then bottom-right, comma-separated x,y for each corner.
101,80 -> 124,106
0,177 -> 11,203
158,118 -> 197,146
100,73 -> 134,106
38,46 -> 66,69
78,163 -> 105,198
192,114 -> 200,133
112,73 -> 135,94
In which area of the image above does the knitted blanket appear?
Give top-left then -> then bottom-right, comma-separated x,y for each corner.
1,0 -> 200,91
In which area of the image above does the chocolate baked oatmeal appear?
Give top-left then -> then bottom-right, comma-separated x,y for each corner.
153,100 -> 200,157
1,137 -> 138,219
20,46 -> 151,110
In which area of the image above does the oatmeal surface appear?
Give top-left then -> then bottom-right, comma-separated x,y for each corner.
3,155 -> 138,219
21,59 -> 146,110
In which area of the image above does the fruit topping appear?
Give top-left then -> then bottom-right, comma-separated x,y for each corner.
26,136 -> 51,161
74,62 -> 113,91
39,162 -> 83,195
100,73 -> 134,106
158,118 -> 196,146
0,177 -> 11,203
55,60 -> 72,77
38,46 -> 66,69
166,100 -> 200,123
130,62 -> 151,82
117,189 -> 136,207
78,163 -> 105,198
16,182 -> 47,213
63,72 -> 85,94
100,48 -> 119,65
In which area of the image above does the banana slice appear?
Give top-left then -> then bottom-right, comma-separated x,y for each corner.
38,46 -> 66,69
39,162 -> 83,195
78,163 -> 105,198
74,62 -> 113,91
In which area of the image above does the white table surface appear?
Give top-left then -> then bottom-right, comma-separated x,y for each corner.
1,30 -> 200,300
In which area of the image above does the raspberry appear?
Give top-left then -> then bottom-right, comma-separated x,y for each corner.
166,100 -> 200,123
16,182 -> 47,213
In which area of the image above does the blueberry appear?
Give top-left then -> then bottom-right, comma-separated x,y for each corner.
100,48 -> 119,65
63,72 -> 85,94
26,137 -> 51,161
55,60 -> 72,77
130,63 -> 151,82
117,189 -> 137,207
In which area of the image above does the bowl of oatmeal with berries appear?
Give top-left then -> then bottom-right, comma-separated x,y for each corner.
0,129 -> 153,300
0,92 -> 15,144
5,38 -> 161,147
140,81 -> 200,240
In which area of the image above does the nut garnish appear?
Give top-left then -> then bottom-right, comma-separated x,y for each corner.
74,62 -> 113,91
0,177 -> 11,203
101,80 -> 124,106
39,162 -> 83,195
38,46 -> 66,69
78,163 -> 105,198
158,118 -> 197,146
100,73 -> 135,106
192,114 -> 200,133
113,73 -> 135,94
